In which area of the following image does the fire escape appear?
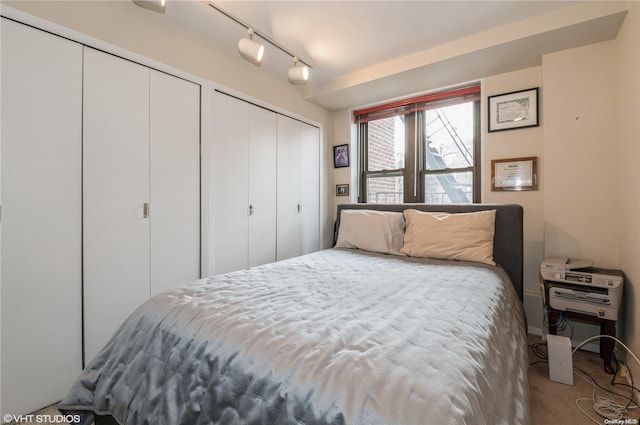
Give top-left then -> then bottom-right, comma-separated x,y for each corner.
424,110 -> 472,203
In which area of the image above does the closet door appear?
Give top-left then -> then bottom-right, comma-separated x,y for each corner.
212,92 -> 250,274
276,116 -> 321,261
149,71 -> 200,295
83,48 -> 150,363
211,92 -> 278,273
300,124 -> 321,255
248,106 -> 277,267
276,115 -> 303,261
1,18 -> 83,415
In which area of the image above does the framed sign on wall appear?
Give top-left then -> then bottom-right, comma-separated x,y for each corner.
491,157 -> 538,191
488,88 -> 539,132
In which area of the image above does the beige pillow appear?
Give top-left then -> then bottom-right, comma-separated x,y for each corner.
400,209 -> 496,265
335,209 -> 405,256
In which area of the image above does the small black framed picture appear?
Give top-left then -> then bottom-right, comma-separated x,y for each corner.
333,144 -> 349,168
336,184 -> 349,196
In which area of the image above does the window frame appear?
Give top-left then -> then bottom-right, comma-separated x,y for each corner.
357,86 -> 481,204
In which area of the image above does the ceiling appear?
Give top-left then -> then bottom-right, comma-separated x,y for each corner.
163,1 -> 628,110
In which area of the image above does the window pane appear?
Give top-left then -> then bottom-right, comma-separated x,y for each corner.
367,116 -> 405,171
425,172 -> 472,204
367,175 -> 403,204
424,103 -> 473,171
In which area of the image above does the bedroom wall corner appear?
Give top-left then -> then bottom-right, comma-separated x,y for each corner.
482,66 -> 545,333
542,41 -> 619,269
321,117 -> 337,250
330,109 -> 358,228
615,0 -> 640,382
542,40 -> 621,346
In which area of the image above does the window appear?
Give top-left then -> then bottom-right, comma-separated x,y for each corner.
356,85 -> 481,204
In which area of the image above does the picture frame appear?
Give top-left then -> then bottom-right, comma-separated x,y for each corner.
333,144 -> 349,168
488,88 -> 539,132
491,156 -> 538,191
336,184 -> 349,196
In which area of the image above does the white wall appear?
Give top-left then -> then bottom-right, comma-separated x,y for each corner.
542,40 -> 622,345
543,41 -> 619,267
615,0 -> 640,381
331,110 -> 358,212
483,67 -> 545,332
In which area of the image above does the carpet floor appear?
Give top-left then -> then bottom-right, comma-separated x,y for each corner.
528,333 -> 639,425
11,334 -> 640,425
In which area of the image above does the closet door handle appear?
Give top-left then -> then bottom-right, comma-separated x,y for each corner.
143,202 -> 150,218
249,205 -> 254,216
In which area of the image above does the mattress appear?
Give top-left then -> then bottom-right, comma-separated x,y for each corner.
59,248 -> 529,425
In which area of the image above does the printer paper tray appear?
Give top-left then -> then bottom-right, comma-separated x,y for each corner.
552,289 -> 609,306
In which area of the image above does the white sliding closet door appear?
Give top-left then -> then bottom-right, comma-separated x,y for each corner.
276,116 -> 320,261
84,50 -> 201,362
212,92 -> 250,274
83,48 -> 151,363
149,71 -> 200,295
276,115 -> 303,261
211,91 -> 278,273
1,18 -> 83,415
300,125 -> 321,255
248,106 -> 277,268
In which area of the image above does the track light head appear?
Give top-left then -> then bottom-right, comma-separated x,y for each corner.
209,4 -> 313,81
238,29 -> 264,67
132,0 -> 166,14
288,57 -> 309,85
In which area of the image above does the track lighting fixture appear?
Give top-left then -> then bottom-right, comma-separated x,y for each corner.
209,2 -> 313,84
287,57 -> 310,85
132,0 -> 166,14
238,29 -> 265,67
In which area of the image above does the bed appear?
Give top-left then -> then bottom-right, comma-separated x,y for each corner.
59,203 -> 529,425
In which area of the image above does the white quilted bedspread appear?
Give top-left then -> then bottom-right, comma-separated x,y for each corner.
60,248 -> 529,425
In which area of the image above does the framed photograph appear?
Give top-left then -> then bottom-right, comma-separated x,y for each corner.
491,156 -> 538,191
488,88 -> 539,132
333,144 -> 349,168
336,184 -> 349,196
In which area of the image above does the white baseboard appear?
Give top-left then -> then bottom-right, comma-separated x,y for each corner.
531,329 -> 601,354
571,339 -> 600,354
528,326 -> 544,336
523,291 -> 603,354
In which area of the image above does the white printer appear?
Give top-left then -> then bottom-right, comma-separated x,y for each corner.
540,257 -> 623,320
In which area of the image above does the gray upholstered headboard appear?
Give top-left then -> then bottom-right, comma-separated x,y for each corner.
334,203 -> 524,301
